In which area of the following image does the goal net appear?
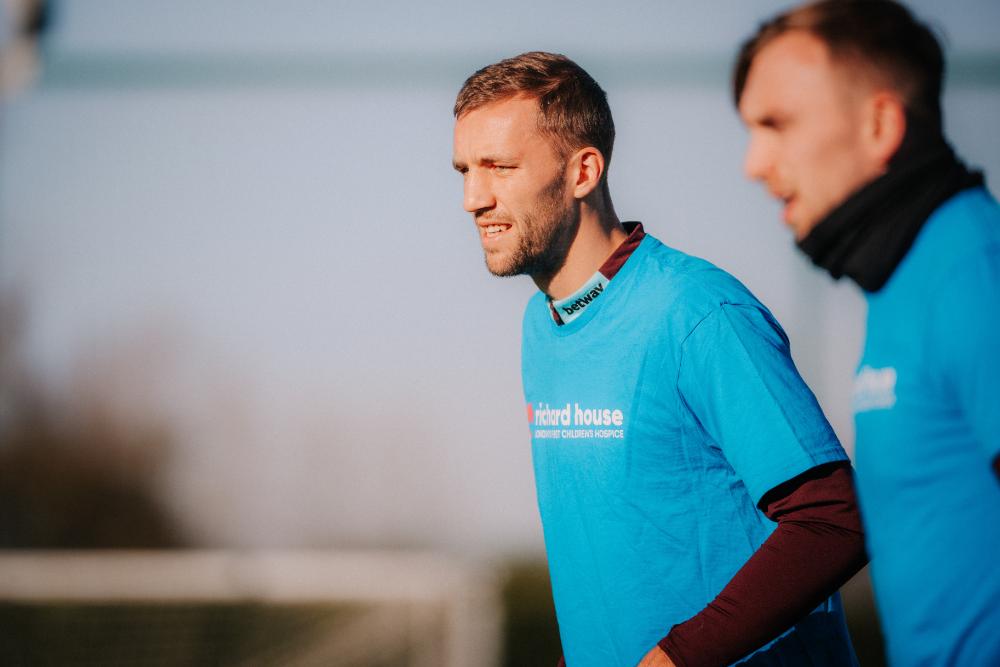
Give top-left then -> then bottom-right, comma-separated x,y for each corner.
0,550 -> 501,666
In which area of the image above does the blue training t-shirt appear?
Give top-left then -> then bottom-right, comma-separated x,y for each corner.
853,187 -> 1000,666
522,233 -> 856,667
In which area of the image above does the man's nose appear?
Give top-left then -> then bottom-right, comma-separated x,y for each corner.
463,172 -> 495,213
743,134 -> 771,182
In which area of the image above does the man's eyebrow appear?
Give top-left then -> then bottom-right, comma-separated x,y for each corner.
479,153 -> 517,164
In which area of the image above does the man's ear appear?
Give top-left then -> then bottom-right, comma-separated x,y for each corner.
866,91 -> 907,166
569,146 -> 606,199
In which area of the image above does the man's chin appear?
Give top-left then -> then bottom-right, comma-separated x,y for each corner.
789,216 -> 823,242
484,253 -> 524,278
483,243 -> 560,280
486,266 -> 521,278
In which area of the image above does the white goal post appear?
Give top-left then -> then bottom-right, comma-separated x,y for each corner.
0,549 -> 501,667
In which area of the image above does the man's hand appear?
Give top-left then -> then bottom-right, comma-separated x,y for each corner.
637,646 -> 676,667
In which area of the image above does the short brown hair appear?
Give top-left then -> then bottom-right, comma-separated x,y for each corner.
454,52 -> 615,173
733,0 -> 945,125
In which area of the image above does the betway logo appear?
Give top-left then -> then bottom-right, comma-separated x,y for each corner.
551,271 -> 608,325
530,402 -> 624,427
560,283 -> 604,316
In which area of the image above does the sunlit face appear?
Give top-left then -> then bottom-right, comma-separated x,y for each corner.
453,96 -> 576,278
739,31 -> 885,240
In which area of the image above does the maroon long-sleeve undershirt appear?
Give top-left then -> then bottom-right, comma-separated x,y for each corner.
657,461 -> 867,667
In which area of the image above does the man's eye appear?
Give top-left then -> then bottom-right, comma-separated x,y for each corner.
493,165 -> 513,172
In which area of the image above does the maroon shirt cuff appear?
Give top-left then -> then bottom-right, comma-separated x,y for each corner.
658,461 -> 867,667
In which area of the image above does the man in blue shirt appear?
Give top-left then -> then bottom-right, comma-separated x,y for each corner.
453,52 -> 866,666
736,2 -> 1000,665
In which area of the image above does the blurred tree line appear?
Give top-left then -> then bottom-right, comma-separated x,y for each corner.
0,291 -> 185,548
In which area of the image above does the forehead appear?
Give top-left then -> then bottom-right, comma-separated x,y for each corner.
453,97 -> 547,156
739,30 -> 850,117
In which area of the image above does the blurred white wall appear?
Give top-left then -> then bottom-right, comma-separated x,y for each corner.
1,0 -> 998,554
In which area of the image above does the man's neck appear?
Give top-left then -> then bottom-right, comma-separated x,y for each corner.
535,208 -> 626,300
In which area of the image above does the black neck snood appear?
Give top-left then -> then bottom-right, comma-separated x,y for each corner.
797,116 -> 983,293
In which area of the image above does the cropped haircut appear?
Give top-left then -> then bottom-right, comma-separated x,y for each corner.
454,52 -> 615,180
733,0 -> 946,126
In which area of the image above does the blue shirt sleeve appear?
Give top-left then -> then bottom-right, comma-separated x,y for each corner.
928,246 -> 1000,462
676,303 -> 848,504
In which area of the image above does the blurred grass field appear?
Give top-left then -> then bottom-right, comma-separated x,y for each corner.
0,558 -> 886,666
0,603 -> 370,666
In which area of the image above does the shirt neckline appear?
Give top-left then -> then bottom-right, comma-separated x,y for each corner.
547,221 -> 646,325
544,222 -> 649,336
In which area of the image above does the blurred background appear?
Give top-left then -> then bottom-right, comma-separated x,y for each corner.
0,1 -> 997,664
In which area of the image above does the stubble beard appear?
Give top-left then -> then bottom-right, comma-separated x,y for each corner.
483,175 -> 576,281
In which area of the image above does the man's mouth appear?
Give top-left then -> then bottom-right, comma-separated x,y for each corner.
482,223 -> 512,239
770,190 -> 795,223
